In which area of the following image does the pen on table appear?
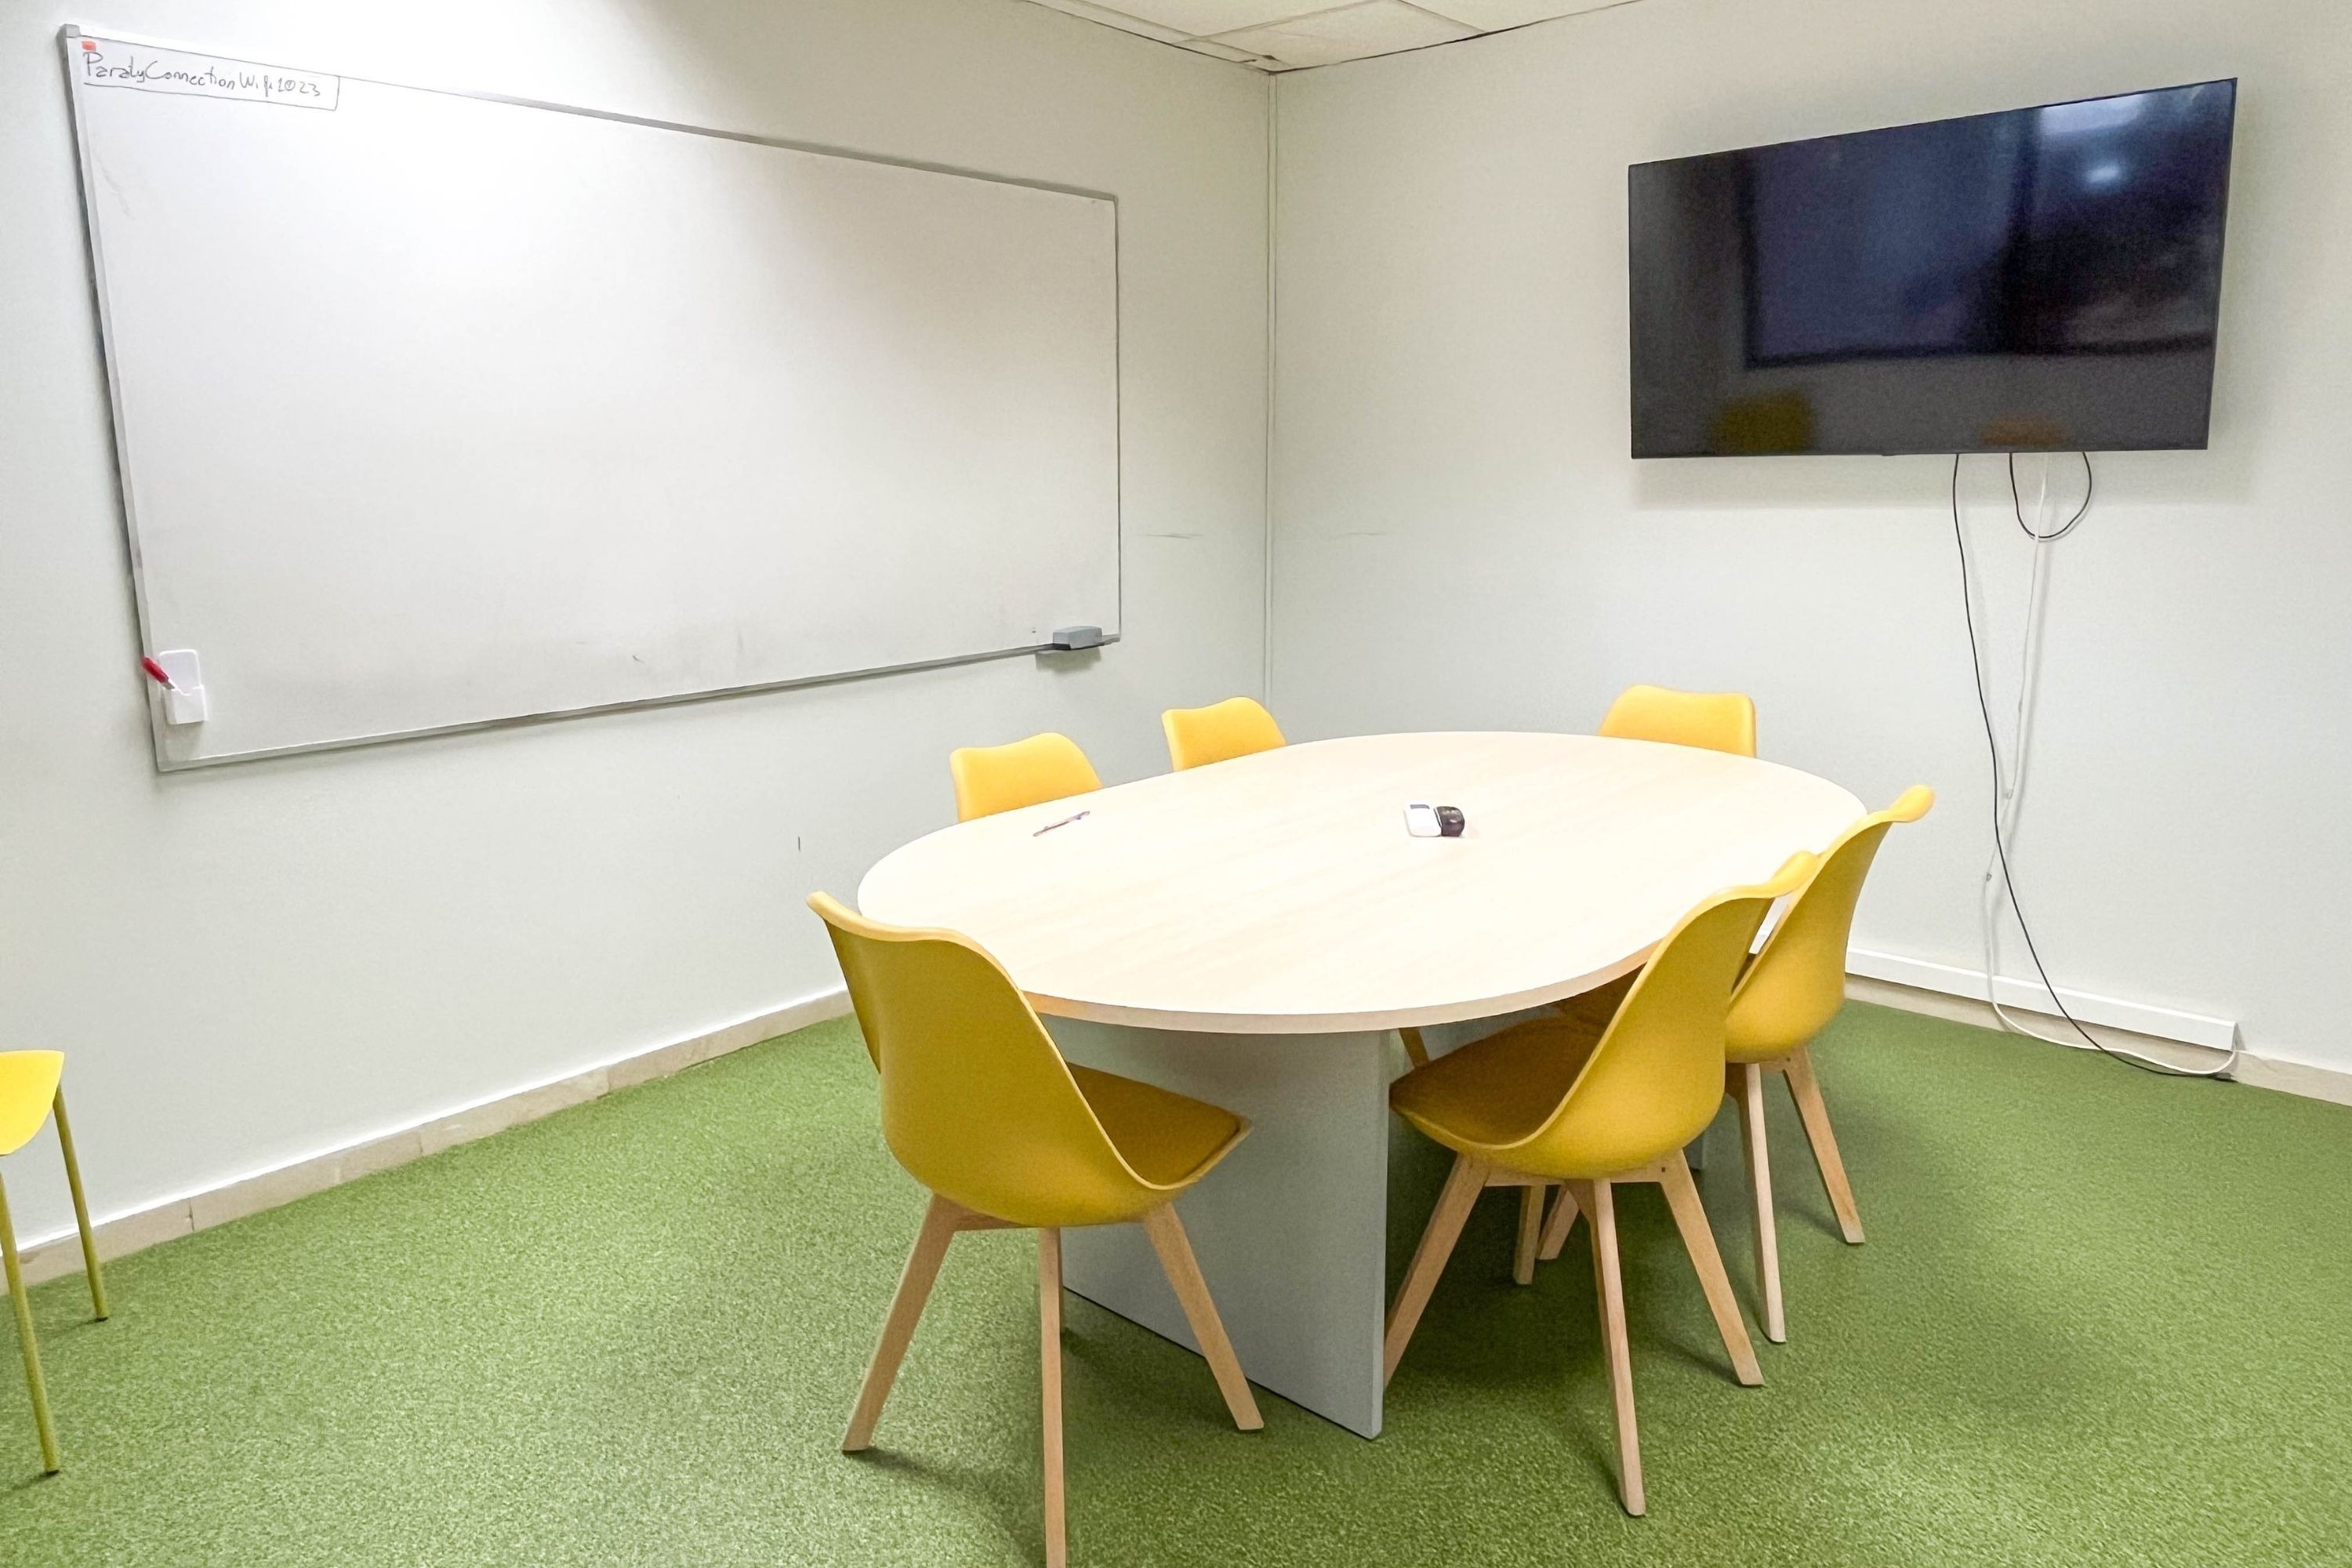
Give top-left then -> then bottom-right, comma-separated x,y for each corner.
1033,809 -> 1091,837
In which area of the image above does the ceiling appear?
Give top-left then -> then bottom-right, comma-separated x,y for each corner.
1021,0 -> 1636,71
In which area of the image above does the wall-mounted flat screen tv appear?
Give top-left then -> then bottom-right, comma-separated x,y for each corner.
1628,81 -> 2237,457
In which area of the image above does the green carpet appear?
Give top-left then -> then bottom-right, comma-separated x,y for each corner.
3,1004 -> 2347,1566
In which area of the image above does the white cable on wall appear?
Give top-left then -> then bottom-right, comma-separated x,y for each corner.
1978,464 -> 2076,1047
1952,453 -> 2238,1079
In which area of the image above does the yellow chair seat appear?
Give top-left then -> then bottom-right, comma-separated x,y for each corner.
810,892 -> 1265,1563
1390,1014 -> 1605,1156
1721,951 -> 1787,1066
1069,1065 -> 1247,1190
0,1052 -> 64,1157
1717,786 -> 1933,1343
1381,860 -> 1811,1515
1555,972 -> 1637,1033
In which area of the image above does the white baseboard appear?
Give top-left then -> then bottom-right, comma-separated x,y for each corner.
2228,1053 -> 2352,1110
17,964 -> 2346,1294
1846,947 -> 2238,1052
12,985 -> 853,1290
1846,960 -> 2352,1109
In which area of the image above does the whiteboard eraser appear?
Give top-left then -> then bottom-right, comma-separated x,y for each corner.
152,648 -> 208,724
1049,626 -> 1105,651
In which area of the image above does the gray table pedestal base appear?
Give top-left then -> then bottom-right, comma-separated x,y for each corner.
1045,1019 -> 1398,1437
1044,1011 -> 1544,1438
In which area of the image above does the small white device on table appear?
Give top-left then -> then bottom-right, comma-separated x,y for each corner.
860,731 -> 1864,1437
1403,803 -> 1465,837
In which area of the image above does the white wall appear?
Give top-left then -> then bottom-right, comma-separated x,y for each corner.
1270,0 -> 2352,1070
13,0 -> 2346,1248
0,0 -> 1269,1236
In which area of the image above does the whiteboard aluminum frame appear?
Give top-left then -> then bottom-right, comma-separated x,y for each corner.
59,24 -> 1123,771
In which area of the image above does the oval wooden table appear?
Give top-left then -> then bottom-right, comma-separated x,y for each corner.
860,731 -> 1865,1436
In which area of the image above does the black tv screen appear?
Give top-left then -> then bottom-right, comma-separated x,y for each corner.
1628,81 -> 2237,457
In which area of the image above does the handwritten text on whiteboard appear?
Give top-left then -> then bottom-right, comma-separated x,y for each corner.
75,38 -> 340,111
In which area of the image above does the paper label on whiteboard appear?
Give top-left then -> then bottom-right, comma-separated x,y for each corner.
73,38 -> 339,111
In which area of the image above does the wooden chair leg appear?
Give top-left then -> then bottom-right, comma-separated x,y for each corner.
1382,1152 -> 1488,1383
1512,1184 -> 1544,1286
1039,1227 -> 1068,1568
1141,1204 -> 1262,1431
1782,1047 -> 1864,1244
0,1172 -> 62,1475
1657,1151 -> 1764,1386
51,1091 -> 107,1323
841,1192 -> 963,1452
1733,1063 -> 1785,1343
1573,1178 -> 1642,1517
1536,1181 -> 1581,1261
1399,1027 -> 1430,1069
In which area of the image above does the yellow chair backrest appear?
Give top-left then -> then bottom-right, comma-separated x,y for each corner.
0,1051 -> 64,1156
1509,854 -> 1814,1178
949,732 -> 1102,823
1162,698 -> 1286,771
1726,786 -> 1935,1058
809,893 -> 1166,1229
1599,684 -> 1758,757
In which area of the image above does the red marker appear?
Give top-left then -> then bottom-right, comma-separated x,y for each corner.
140,655 -> 178,691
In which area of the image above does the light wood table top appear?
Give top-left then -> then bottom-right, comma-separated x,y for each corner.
858,731 -> 1865,1034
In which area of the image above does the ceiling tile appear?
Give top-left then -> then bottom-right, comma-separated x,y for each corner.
1418,0 -> 1629,29
1019,0 -> 1650,70
1102,0 -> 1341,34
1176,38 -> 1269,61
1211,2 -> 1477,68
1022,0 -> 1192,42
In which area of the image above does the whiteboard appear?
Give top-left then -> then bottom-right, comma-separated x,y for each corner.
62,30 -> 1121,768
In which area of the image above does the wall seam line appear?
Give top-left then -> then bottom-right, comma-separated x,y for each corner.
1261,71 -> 1279,711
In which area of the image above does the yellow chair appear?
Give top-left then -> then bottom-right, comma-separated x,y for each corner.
1722,786 -> 1934,1343
949,732 -> 1102,823
1,1051 -> 108,1476
1598,684 -> 1758,757
1381,855 -> 1813,1515
810,894 -> 1261,1567
1161,697 -> 1287,772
